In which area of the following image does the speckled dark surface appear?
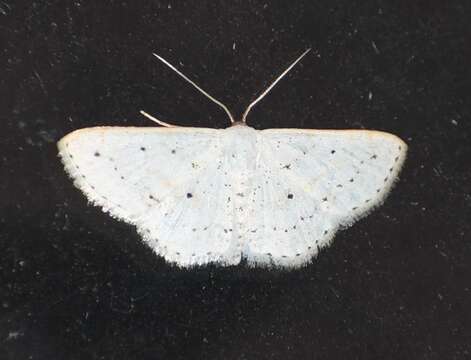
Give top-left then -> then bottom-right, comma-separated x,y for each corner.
1,1 -> 471,359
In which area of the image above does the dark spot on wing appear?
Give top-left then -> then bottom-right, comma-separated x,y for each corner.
149,195 -> 160,203
186,193 -> 193,198
94,151 -> 100,157
140,147 -> 146,151
287,193 -> 294,199
331,150 -> 336,154
171,149 -> 176,154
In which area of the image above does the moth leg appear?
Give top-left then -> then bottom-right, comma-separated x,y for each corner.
140,110 -> 180,127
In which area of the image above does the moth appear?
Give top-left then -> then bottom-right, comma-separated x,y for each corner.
58,49 -> 407,268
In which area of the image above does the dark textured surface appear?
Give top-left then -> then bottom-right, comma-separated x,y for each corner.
1,1 -> 471,359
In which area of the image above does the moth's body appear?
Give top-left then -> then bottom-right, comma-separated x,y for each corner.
58,49 -> 407,268
58,124 -> 406,267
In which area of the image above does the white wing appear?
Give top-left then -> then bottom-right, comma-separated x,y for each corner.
243,129 -> 407,267
58,127 -> 240,267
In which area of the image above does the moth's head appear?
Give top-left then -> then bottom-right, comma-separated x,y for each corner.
225,121 -> 257,135
230,120 -> 249,128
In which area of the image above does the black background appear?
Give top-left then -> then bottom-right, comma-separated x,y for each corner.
1,1 -> 471,359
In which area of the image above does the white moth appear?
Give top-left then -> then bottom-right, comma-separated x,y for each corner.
58,49 -> 407,268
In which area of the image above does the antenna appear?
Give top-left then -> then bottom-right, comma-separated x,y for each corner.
153,53 -> 235,124
241,48 -> 311,124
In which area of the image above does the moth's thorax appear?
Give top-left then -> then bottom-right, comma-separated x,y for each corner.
222,123 -> 259,170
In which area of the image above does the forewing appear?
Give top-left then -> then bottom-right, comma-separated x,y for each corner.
58,127 -> 239,266
244,129 -> 407,267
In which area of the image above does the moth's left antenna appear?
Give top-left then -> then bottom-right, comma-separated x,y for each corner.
151,52 -> 235,124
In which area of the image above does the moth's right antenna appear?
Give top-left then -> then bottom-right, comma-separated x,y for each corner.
241,48 -> 311,124
152,53 -> 235,124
